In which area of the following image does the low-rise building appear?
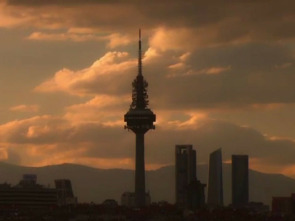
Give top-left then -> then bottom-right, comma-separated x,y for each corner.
121,192 -> 151,208
272,194 -> 295,215
0,174 -> 57,209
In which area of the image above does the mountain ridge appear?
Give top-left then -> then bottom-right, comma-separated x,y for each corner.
0,162 -> 294,206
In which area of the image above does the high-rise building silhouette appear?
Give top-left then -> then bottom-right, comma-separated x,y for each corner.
175,145 -> 206,210
55,179 -> 77,206
207,148 -> 223,207
175,145 -> 196,207
232,155 -> 249,207
124,30 -> 156,208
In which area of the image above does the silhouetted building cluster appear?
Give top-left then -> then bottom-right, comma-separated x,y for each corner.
174,144 -> 251,212
207,150 -> 250,209
175,145 -> 206,210
0,174 -> 77,210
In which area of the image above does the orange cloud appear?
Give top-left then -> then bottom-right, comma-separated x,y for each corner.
250,157 -> 295,177
64,95 -> 129,125
2,0 -> 295,48
204,66 -> 231,75
0,3 -> 33,27
27,31 -> 104,42
35,51 -> 136,96
149,27 -> 195,52
27,30 -> 133,48
281,165 -> 295,178
10,104 -> 40,113
2,107 -> 295,176
155,110 -> 208,130
106,33 -> 133,48
148,26 -> 247,53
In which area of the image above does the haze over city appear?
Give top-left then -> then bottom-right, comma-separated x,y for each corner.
0,0 -> 294,179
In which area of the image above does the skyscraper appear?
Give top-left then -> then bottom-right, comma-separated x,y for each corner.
207,148 -> 223,207
55,179 -> 77,206
124,30 -> 156,208
175,145 -> 206,209
232,155 -> 249,207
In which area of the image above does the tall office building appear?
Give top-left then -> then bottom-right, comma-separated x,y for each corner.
207,148 -> 223,207
175,145 -> 205,210
55,179 -> 77,206
232,155 -> 249,207
124,30 -> 156,207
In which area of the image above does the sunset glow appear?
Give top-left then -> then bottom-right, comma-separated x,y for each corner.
0,0 -> 295,179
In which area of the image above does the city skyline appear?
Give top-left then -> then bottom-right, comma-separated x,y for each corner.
0,1 -> 295,179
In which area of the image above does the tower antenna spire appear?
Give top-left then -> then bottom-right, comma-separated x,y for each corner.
138,28 -> 142,76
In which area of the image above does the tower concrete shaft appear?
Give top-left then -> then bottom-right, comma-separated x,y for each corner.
124,29 -> 156,207
135,133 -> 145,207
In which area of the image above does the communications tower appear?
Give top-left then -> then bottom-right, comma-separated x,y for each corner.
124,29 -> 156,207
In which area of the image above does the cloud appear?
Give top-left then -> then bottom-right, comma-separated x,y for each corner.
27,30 -> 133,48
27,32 -> 104,42
0,2 -> 33,27
0,115 -> 70,144
106,33 -> 133,48
147,43 -> 295,110
6,0 -> 118,6
0,147 -> 21,164
35,51 -> 136,96
1,108 -> 295,176
2,0 -> 294,47
145,117 -> 295,176
64,95 -> 129,125
275,62 -> 293,69
149,28 -> 195,51
10,104 -> 39,113
33,40 -> 295,111
204,66 -> 231,75
2,0 -> 295,177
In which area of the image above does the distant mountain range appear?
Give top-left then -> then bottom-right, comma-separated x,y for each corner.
0,162 -> 294,206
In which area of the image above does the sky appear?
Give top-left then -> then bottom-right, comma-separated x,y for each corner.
0,0 -> 295,177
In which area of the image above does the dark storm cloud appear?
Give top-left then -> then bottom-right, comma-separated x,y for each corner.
146,43 -> 295,109
6,0 -> 120,6
5,0 -> 295,42
154,71 -> 295,109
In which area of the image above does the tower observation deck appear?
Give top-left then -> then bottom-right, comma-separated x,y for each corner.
124,29 -> 156,207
